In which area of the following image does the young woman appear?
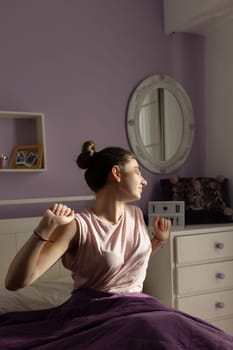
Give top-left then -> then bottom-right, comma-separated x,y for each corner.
1,141 -> 233,350
5,140 -> 170,292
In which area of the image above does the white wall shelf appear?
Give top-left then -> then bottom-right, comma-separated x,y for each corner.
0,111 -> 47,172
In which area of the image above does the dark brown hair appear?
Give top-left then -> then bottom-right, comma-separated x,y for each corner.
77,140 -> 135,192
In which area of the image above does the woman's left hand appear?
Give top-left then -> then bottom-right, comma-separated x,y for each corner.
152,216 -> 171,243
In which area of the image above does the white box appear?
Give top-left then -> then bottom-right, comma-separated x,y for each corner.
148,201 -> 185,230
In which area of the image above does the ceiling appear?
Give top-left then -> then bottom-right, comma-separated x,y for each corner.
164,0 -> 233,35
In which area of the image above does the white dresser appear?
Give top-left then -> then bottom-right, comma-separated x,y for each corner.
143,224 -> 233,335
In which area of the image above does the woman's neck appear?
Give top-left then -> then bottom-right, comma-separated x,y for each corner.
92,191 -> 125,225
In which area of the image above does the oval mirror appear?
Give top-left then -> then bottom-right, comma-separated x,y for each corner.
127,74 -> 195,174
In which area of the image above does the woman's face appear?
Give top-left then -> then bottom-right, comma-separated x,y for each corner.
118,158 -> 147,202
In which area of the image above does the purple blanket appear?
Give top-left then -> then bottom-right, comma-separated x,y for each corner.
0,289 -> 232,349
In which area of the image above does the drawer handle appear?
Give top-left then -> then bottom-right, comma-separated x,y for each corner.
216,272 -> 225,279
215,242 -> 224,249
215,302 -> 225,309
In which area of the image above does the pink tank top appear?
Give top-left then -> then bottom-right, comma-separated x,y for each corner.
71,204 -> 152,293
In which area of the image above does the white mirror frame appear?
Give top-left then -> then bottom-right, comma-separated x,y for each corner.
127,74 -> 195,174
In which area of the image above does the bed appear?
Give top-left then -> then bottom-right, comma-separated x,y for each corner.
0,215 -> 233,349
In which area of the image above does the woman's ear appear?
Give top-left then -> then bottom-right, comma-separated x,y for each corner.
112,165 -> 121,182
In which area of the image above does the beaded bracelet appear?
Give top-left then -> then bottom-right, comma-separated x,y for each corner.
33,229 -> 54,243
151,232 -> 167,248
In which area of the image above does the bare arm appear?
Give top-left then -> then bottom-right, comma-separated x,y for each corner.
5,203 -> 77,291
150,216 -> 171,254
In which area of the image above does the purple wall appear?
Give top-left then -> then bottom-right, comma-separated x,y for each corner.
0,0 -> 205,218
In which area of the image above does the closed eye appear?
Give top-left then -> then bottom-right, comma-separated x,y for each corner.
135,167 -> 142,176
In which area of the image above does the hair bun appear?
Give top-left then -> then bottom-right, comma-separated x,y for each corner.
76,140 -> 96,169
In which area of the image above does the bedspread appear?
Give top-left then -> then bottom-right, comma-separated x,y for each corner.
0,289 -> 232,350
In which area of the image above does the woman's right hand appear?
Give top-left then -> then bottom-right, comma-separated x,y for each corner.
35,203 -> 75,239
45,203 -> 75,226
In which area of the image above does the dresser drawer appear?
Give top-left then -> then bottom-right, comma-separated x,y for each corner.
177,289 -> 233,320
211,317 -> 233,336
176,260 -> 233,294
175,231 -> 233,264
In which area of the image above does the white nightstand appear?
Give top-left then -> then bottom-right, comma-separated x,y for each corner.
143,224 -> 233,335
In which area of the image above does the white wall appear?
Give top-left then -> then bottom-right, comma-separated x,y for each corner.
164,0 -> 233,201
205,20 -> 233,199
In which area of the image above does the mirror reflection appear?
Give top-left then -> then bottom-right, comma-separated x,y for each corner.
139,88 -> 183,162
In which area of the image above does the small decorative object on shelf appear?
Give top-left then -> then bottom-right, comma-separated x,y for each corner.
0,153 -> 8,169
148,201 -> 185,230
12,144 -> 43,169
